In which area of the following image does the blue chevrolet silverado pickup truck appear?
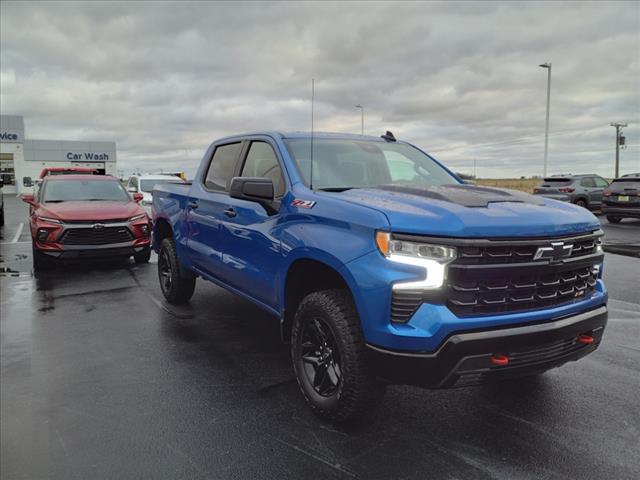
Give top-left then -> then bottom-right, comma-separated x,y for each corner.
152,131 -> 607,422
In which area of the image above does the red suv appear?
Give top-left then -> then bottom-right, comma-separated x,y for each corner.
22,175 -> 151,270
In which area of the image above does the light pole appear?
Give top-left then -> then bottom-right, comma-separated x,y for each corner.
355,104 -> 364,135
539,62 -> 552,177
610,122 -> 627,178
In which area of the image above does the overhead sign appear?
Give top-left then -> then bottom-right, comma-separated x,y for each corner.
66,152 -> 110,161
0,131 -> 22,142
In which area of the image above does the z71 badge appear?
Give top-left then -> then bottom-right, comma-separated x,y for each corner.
292,199 -> 316,209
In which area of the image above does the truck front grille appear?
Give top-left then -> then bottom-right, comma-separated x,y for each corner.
59,227 -> 133,245
390,230 -> 603,321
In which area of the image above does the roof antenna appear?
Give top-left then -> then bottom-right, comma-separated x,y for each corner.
310,78 -> 315,190
381,130 -> 396,142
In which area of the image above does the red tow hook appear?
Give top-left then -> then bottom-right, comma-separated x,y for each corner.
490,354 -> 509,366
577,334 -> 594,345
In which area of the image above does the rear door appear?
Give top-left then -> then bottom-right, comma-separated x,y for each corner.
216,138 -> 287,309
591,177 -> 609,206
580,177 -> 599,206
185,141 -> 245,279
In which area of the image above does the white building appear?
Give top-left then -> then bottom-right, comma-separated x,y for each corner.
0,114 -> 117,194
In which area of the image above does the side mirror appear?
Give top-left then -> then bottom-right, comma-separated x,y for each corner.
0,177 -> 4,188
133,192 -> 144,202
23,177 -> 34,187
229,177 -> 275,203
127,186 -> 137,193
22,194 -> 36,206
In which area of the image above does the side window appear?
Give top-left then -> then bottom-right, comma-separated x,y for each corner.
241,141 -> 286,197
580,178 -> 595,188
204,142 -> 242,191
594,177 -> 609,188
132,177 -> 139,190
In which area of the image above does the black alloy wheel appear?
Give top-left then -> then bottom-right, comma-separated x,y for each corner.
158,247 -> 173,294
157,237 -> 196,304
299,316 -> 343,397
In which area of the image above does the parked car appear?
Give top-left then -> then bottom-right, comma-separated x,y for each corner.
533,174 -> 609,209
602,173 -> 640,223
152,131 -> 607,422
22,175 -> 151,270
126,174 -> 185,214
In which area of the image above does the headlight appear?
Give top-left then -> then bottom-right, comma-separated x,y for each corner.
129,214 -> 147,222
37,216 -> 62,224
376,231 -> 456,290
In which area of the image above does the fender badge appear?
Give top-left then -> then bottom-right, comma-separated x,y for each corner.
292,199 -> 316,209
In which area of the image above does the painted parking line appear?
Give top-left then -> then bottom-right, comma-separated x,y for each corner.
11,223 -> 24,244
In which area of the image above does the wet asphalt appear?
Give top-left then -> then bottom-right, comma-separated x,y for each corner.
1,194 -> 639,480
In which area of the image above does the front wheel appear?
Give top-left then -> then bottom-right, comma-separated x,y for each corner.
134,247 -> 151,264
32,244 -> 53,271
606,215 -> 621,223
291,289 -> 384,423
158,237 -> 196,304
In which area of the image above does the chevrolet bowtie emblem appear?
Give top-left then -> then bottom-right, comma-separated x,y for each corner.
533,241 -> 573,263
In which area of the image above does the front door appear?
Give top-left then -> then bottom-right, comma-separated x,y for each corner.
217,140 -> 287,309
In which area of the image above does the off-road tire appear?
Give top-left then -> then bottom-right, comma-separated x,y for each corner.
158,237 -> 196,304
606,215 -> 621,223
134,247 -> 151,264
291,289 -> 384,423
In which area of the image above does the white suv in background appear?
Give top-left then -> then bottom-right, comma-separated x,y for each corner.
126,174 -> 185,214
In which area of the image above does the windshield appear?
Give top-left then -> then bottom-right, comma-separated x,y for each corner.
611,179 -> 640,186
284,139 -> 459,190
140,179 -> 180,192
42,180 -> 130,202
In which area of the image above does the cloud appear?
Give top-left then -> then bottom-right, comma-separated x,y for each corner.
1,0 -> 639,178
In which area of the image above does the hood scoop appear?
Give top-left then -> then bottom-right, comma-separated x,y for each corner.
376,184 -> 545,208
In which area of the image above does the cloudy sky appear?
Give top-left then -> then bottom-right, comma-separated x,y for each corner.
1,1 -> 639,178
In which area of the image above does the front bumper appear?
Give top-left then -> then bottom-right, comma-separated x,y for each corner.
367,305 -> 607,388
39,242 -> 150,260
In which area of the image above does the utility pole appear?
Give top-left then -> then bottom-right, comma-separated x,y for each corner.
355,104 -> 364,135
610,123 -> 627,178
473,159 -> 477,179
539,63 -> 552,177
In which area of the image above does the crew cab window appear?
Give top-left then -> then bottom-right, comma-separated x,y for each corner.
128,177 -> 138,190
204,142 -> 242,191
240,142 -> 285,197
580,178 -> 596,187
594,177 -> 609,188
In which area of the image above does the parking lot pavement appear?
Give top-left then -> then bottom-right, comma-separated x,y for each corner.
1,195 -> 639,480
598,215 -> 640,257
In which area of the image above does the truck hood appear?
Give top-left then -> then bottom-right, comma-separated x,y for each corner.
38,201 -> 144,222
325,185 -> 600,238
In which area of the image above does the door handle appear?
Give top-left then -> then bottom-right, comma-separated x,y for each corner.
188,200 -> 199,209
224,207 -> 237,218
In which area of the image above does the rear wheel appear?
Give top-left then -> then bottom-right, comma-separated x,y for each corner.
134,247 -> 151,264
291,289 -> 384,423
574,198 -> 588,209
606,215 -> 622,223
158,237 -> 196,304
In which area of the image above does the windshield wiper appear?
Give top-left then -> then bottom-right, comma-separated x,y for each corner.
316,187 -> 357,192
45,200 -> 65,203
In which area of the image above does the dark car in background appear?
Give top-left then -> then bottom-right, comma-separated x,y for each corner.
602,173 -> 640,223
533,174 -> 609,210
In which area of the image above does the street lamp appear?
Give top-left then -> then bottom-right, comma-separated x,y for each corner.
539,62 -> 552,177
355,104 -> 364,135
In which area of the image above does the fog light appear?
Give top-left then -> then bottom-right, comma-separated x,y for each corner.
37,229 -> 49,242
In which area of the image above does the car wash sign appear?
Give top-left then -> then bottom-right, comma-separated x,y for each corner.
66,152 -> 110,161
